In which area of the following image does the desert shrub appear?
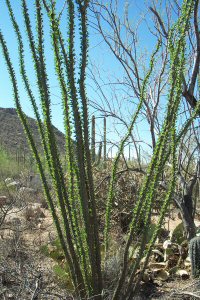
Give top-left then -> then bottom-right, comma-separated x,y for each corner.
0,148 -> 20,180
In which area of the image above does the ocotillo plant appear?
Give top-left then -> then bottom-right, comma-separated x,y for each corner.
108,1 -> 200,300
0,0 -> 199,299
0,0 -> 101,298
104,1 -> 200,299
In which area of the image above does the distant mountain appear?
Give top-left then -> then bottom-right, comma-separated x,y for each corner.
0,107 -> 66,155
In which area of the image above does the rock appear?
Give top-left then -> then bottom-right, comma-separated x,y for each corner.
185,255 -> 191,263
149,262 -> 166,270
5,178 -> 12,183
163,240 -> 172,249
7,181 -> 20,188
153,269 -> 169,281
184,259 -> 191,267
176,269 -> 189,279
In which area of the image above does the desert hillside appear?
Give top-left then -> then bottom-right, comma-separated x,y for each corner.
0,107 -> 65,155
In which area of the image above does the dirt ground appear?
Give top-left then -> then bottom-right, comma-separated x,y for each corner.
0,199 -> 73,299
1,198 -> 200,299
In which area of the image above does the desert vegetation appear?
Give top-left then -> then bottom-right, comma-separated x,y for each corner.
0,0 -> 199,299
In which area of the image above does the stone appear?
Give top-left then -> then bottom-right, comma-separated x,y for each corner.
7,181 -> 20,188
5,178 -> 12,183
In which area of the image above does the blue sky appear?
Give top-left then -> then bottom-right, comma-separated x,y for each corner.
0,0 -> 178,160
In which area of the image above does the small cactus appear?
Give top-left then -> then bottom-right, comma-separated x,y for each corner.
189,236 -> 200,277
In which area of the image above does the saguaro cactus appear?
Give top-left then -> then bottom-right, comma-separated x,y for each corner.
189,236 -> 200,277
91,115 -> 96,163
103,116 -> 107,166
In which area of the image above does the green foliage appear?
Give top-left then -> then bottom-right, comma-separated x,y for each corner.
40,239 -> 65,261
40,244 -> 49,256
53,264 -> 73,289
53,264 -> 68,281
171,223 -> 185,245
0,146 -> 24,180
40,241 -> 73,288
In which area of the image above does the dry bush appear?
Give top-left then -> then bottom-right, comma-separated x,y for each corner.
24,206 -> 45,223
93,165 -> 144,234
